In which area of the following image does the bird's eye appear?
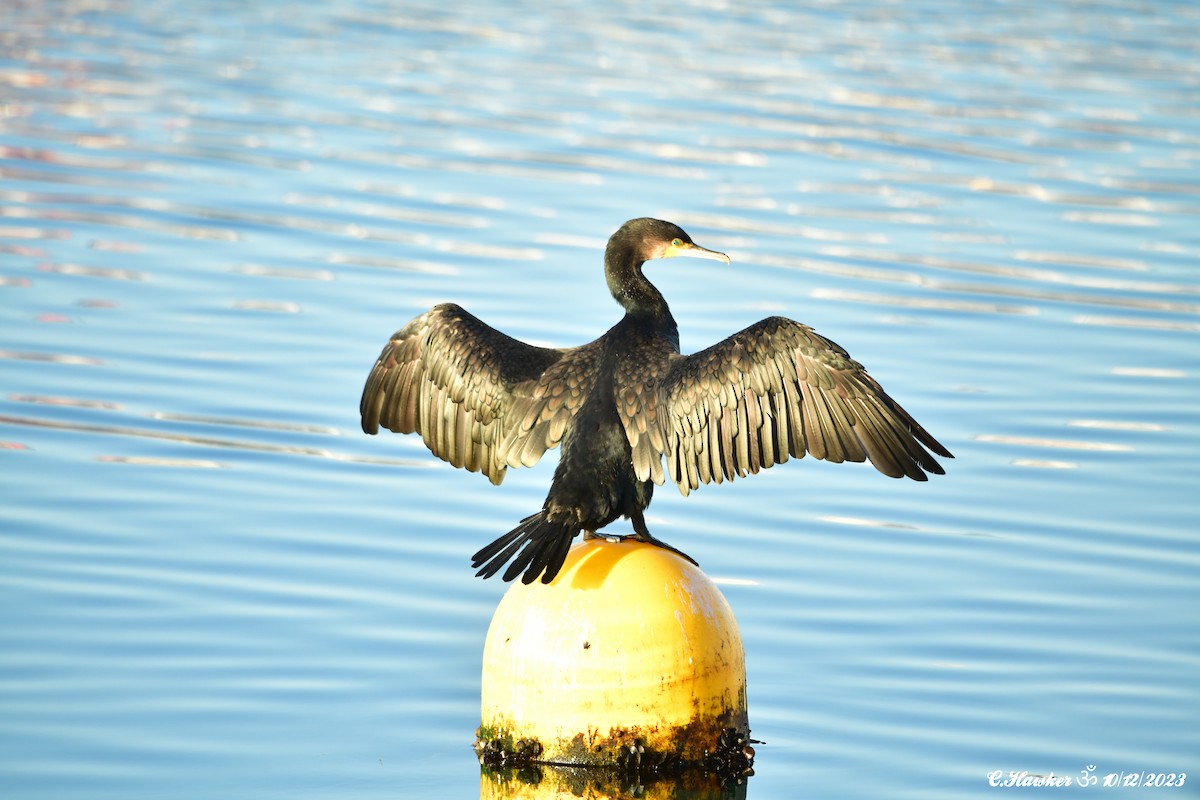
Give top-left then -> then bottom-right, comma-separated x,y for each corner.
671,238 -> 683,247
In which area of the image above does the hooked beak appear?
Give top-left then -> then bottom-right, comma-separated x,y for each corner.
670,241 -> 730,265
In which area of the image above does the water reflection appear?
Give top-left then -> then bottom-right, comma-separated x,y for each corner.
1074,314 -> 1200,331
1110,367 -> 1186,378
974,434 -> 1134,453
229,263 -> 335,280
0,349 -> 104,365
479,765 -> 749,800
0,411 -> 423,465
3,0 -> 1199,798
9,394 -> 121,409
96,455 -> 226,468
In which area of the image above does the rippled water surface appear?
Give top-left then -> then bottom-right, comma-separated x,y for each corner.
2,1 -> 1198,798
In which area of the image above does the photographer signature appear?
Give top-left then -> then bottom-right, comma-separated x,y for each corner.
988,766 -> 1186,789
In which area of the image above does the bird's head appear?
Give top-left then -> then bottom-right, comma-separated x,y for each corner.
611,218 -> 730,266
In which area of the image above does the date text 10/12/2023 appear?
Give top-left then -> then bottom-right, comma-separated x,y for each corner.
988,768 -> 1187,789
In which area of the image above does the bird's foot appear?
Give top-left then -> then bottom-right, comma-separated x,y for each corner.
584,529 -> 627,544
586,528 -> 699,567
627,531 -> 699,567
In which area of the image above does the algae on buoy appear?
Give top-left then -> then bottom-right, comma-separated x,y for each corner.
476,538 -> 752,776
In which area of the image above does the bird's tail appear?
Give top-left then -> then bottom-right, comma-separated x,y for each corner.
471,511 -> 576,585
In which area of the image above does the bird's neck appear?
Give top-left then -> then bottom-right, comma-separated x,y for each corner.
606,255 -> 670,321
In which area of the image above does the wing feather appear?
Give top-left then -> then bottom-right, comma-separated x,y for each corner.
735,395 -> 752,477
629,316 -> 951,494
360,303 -> 598,483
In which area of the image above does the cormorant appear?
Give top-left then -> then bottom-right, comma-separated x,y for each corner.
360,218 -> 952,585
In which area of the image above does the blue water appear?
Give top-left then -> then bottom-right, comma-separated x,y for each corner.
2,1 -> 1198,798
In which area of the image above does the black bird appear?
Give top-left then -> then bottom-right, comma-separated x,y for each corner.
360,218 -> 952,585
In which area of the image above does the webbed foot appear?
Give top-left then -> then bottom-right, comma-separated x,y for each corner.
628,531 -> 699,567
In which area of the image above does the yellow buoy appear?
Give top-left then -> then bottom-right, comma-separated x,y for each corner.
476,537 -> 751,775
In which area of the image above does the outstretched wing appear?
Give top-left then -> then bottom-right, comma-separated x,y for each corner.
360,303 -> 599,484
630,316 -> 952,495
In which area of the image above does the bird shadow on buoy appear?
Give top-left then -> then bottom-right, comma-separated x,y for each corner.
567,537 -> 637,590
